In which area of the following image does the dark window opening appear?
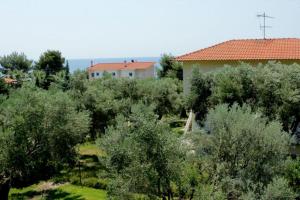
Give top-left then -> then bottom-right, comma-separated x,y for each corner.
91,73 -> 95,77
96,72 -> 99,76
129,72 -> 133,77
112,72 -> 116,76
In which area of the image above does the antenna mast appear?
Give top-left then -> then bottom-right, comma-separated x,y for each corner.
257,12 -> 274,39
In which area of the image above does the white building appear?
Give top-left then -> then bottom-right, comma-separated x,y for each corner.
88,61 -> 155,79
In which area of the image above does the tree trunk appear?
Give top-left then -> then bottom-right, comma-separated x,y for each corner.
0,177 -> 10,200
167,187 -> 173,200
189,188 -> 195,200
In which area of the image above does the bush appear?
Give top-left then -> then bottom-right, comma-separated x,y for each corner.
73,77 -> 183,139
188,62 -> 300,135
189,104 -> 291,198
70,176 -> 107,190
262,177 -> 296,200
284,158 -> 300,193
82,177 -> 107,189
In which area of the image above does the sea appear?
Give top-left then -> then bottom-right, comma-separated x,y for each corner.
67,57 -> 160,73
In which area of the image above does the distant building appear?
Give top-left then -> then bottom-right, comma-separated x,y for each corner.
3,78 -> 17,84
177,38 -> 300,94
87,61 -> 156,79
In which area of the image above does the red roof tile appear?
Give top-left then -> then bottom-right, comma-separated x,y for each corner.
88,62 -> 155,72
177,38 -> 300,61
4,78 -> 16,84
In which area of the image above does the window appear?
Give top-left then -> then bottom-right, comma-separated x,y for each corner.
96,72 -> 99,76
129,72 -> 133,77
91,73 -> 95,78
112,72 -> 116,76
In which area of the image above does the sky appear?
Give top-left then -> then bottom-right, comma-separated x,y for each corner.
0,0 -> 299,60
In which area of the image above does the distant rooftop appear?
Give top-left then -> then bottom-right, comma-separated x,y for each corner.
177,38 -> 300,61
88,61 -> 155,72
4,78 -> 17,84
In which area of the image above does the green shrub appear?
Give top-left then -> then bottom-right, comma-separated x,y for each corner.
262,177 -> 296,200
172,127 -> 184,135
284,158 -> 300,193
70,176 -> 107,189
82,177 -> 107,189
70,176 -> 81,185
51,175 -> 70,184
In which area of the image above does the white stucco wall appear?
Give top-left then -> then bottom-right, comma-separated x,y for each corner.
89,70 -> 119,79
89,65 -> 155,79
120,69 -> 135,78
135,66 -> 155,78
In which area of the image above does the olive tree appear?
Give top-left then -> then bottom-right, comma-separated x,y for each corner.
99,104 -> 185,199
262,177 -> 296,200
0,86 -> 90,200
190,104 -> 291,198
188,62 -> 300,137
158,54 -> 183,80
74,77 -> 183,139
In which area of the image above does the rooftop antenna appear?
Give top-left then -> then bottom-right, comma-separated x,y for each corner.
257,12 -> 274,39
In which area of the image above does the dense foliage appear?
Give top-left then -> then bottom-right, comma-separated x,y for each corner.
189,104 -> 291,199
158,54 -> 183,80
35,50 -> 66,75
100,104 -> 185,199
0,86 -> 90,199
71,76 -> 183,139
2,50 -> 300,199
34,50 -> 68,89
0,52 -> 32,72
0,79 -> 8,95
187,62 -> 300,137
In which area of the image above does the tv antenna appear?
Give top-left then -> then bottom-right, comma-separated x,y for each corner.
257,12 -> 274,39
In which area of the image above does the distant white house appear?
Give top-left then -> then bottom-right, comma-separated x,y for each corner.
87,61 -> 155,79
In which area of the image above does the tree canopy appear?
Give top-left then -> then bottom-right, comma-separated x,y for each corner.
34,50 -> 67,89
189,104 -> 292,199
72,77 -> 183,139
1,49 -> 300,199
0,52 -> 32,72
158,54 -> 183,80
35,50 -> 65,74
187,62 -> 300,138
0,86 -> 90,199
100,104 -> 185,199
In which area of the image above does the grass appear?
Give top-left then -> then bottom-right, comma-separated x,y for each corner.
10,142 -> 108,200
164,116 -> 186,136
9,183 -> 107,200
78,143 -> 105,157
53,142 -> 108,190
59,184 -> 106,200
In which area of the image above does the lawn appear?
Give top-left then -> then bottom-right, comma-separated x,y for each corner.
9,142 -> 108,200
9,183 -> 107,200
58,184 -> 106,200
78,143 -> 105,157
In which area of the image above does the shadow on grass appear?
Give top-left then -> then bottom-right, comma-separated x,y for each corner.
10,190 -> 40,200
46,189 -> 84,200
80,154 -> 99,162
10,188 -> 84,200
79,154 -> 107,171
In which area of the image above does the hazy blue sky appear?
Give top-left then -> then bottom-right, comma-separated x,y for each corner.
0,0 -> 299,59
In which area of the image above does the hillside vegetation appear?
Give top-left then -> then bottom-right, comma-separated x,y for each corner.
1,52 -> 300,199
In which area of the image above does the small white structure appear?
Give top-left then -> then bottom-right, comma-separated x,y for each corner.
88,61 -> 155,79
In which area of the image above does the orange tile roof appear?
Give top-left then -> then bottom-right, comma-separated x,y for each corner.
88,62 -> 155,72
4,78 -> 16,84
177,38 -> 300,61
